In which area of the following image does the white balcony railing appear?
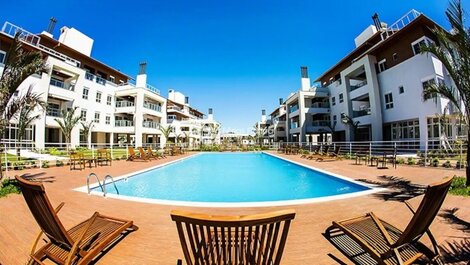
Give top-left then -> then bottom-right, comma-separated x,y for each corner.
116,101 -> 135,108
50,78 -> 74,91
143,120 -> 160,129
311,102 -> 330,108
312,121 -> 330,127
46,108 -> 61,117
144,102 -> 161,112
115,120 -> 134,127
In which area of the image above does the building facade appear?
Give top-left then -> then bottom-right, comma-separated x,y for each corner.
1,21 -> 219,149
259,10 -> 466,147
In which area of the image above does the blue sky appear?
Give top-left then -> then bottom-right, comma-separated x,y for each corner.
0,0 -> 467,133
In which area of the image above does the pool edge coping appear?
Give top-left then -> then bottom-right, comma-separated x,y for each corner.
74,151 -> 386,208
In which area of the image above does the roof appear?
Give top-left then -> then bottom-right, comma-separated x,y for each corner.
314,14 -> 441,82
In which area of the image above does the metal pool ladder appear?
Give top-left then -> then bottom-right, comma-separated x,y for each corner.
87,173 -> 119,197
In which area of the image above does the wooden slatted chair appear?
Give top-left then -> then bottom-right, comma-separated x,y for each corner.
127,147 -> 138,161
15,175 -> 137,265
96,148 -> 112,166
138,147 -> 150,161
69,153 -> 84,170
307,145 -> 328,160
146,146 -> 159,159
317,146 -> 342,162
171,209 -> 296,265
331,177 -> 453,265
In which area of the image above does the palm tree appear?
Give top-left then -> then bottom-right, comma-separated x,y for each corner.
420,0 -> 470,185
54,107 -> 82,152
0,33 -> 48,179
81,121 -> 94,149
341,113 -> 360,141
14,100 -> 45,158
207,123 -> 220,144
159,124 -> 174,146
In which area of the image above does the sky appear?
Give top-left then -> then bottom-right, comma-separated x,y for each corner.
0,0 -> 467,133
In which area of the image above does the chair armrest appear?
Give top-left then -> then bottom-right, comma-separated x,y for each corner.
55,202 -> 65,213
368,212 -> 395,246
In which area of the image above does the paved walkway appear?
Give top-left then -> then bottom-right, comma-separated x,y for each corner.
0,151 -> 468,264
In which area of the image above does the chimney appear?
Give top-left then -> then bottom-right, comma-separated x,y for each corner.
261,109 -> 267,122
136,62 -> 147,88
279,98 -> 283,106
46,17 -> 57,34
372,13 -> 382,31
300,66 -> 311,91
208,108 -> 213,121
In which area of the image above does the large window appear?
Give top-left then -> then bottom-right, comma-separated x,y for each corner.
94,112 -> 100,123
106,95 -> 112,106
427,117 -> 454,139
385,93 -> 394,109
412,37 -> 433,55
82,87 -> 89,100
105,115 -> 111,125
96,92 -> 102,103
339,93 -> 344,103
391,120 -> 420,140
378,59 -> 387,73
80,109 -> 87,121
332,96 -> 336,106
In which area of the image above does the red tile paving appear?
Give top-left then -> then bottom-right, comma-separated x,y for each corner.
0,151 -> 468,264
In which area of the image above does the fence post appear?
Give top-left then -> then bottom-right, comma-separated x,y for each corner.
3,148 -> 8,178
92,145 -> 95,159
111,143 -> 114,160
424,141 -> 428,167
309,142 -> 312,152
349,142 -> 352,156
369,142 -> 372,157
126,144 -> 129,158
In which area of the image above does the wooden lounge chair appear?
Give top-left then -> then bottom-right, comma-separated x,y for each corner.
146,146 -> 159,159
15,175 -> 136,265
307,145 -> 329,160
331,177 -> 453,265
317,146 -> 341,161
96,148 -> 111,166
69,153 -> 84,170
138,147 -> 150,160
127,147 -> 138,161
171,209 -> 295,265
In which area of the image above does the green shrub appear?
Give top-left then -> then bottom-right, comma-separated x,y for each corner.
396,158 -> 405,165
442,160 -> 452,168
407,157 -> 415,165
56,160 -> 64,167
121,155 -> 127,160
13,162 -> 25,170
0,179 -> 21,197
432,158 -> 439,167
449,176 -> 470,196
42,161 -> 49,168
456,160 -> 465,169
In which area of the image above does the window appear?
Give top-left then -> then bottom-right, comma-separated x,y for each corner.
339,93 -> 344,103
96,92 -> 102,103
109,75 -> 115,83
80,109 -> 87,121
391,120 -> 420,140
0,50 -> 6,64
106,95 -> 112,106
94,112 -> 100,123
422,78 -> 439,99
392,53 -> 398,61
332,96 -> 336,106
378,59 -> 387,73
82,87 -> 89,100
385,93 -> 394,109
105,115 -> 111,125
333,115 -> 337,123
412,37 -> 433,55
398,86 -> 404,94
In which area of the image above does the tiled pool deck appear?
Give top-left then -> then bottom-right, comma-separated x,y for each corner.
0,151 -> 468,264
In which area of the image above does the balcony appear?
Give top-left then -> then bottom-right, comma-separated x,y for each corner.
115,120 -> 134,127
144,102 -> 161,112
50,78 -> 74,91
350,80 -> 367,92
289,105 -> 299,113
290,122 -> 299,129
85,72 -> 107,85
143,120 -> 160,129
353,108 -> 371,118
116,101 -> 135,108
168,105 -> 182,111
312,121 -> 330,127
311,102 -> 329,108
85,72 -> 94,81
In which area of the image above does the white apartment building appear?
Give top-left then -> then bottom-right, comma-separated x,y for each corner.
166,89 -> 220,146
0,20 -> 219,149
260,10 -> 466,147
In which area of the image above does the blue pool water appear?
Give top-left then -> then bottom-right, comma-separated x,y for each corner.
96,153 -> 370,203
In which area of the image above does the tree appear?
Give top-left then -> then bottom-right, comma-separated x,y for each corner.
54,107 -> 82,152
159,124 -> 174,146
14,99 -> 45,158
0,33 -> 48,179
341,113 -> 360,141
81,121 -> 94,149
206,123 -> 220,144
420,0 -> 470,185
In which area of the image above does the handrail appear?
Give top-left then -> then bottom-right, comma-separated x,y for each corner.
102,175 -> 119,196
87,173 -> 104,195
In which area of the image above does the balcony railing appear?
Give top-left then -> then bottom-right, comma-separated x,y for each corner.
144,102 -> 161,112
290,122 -> 299,129
353,108 -> 371,118
168,106 -> 182,111
289,105 -> 299,113
312,121 -> 330,127
311,102 -> 330,108
96,76 -> 106,85
116,101 -> 135,108
50,78 -> 74,91
143,120 -> 160,129
350,80 -> 367,91
115,120 -> 134,127
84,72 -> 107,85
46,109 -> 61,117
85,72 -> 94,81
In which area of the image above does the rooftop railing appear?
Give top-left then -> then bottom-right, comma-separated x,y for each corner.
146,84 -> 160,95
381,9 -> 421,40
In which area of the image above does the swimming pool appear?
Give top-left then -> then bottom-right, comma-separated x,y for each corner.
82,153 -> 376,206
